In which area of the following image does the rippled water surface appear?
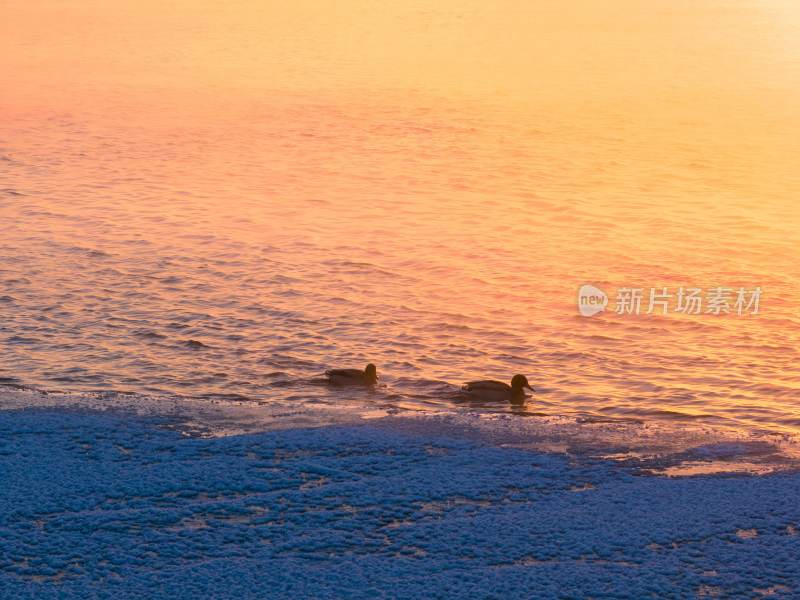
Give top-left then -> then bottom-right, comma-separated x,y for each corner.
1,0 -> 799,454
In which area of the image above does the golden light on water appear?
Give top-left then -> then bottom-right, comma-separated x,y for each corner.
1,0 -> 799,439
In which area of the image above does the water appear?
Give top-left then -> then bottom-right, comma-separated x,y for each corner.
1,1 -> 799,464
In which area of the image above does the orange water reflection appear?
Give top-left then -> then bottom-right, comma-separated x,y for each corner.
1,1 -> 798,443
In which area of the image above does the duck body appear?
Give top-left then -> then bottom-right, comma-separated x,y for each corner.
461,374 -> 534,403
325,363 -> 378,386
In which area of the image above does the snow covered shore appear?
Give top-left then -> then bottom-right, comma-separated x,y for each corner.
1,409 -> 798,599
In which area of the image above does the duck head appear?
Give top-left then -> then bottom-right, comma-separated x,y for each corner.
510,374 -> 534,393
365,363 -> 378,383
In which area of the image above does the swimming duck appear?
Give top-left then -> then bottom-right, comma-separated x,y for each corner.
461,374 -> 534,403
325,363 -> 379,386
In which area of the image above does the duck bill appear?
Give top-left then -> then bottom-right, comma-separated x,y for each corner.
525,384 -> 534,392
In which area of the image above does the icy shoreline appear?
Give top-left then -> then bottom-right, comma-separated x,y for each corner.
1,408 -> 799,599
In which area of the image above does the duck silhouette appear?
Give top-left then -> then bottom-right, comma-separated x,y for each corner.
461,374 -> 534,403
325,363 -> 379,386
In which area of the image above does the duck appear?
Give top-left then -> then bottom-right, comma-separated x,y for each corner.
461,374 -> 534,403
325,363 -> 379,386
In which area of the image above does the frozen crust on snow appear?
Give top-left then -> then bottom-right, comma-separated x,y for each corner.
0,410 -> 798,599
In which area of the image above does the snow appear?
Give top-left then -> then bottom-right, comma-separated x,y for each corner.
1,408 -> 798,599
